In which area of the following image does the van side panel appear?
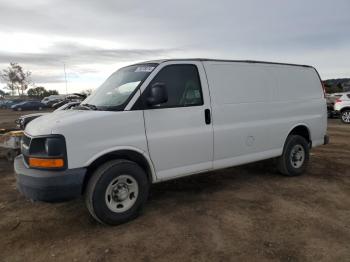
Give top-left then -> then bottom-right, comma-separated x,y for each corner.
266,66 -> 326,149
203,61 -> 326,170
203,62 -> 276,169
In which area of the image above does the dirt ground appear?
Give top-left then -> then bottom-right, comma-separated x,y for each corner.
0,109 -> 349,262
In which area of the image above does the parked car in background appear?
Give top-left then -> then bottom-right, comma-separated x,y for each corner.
11,101 -> 46,111
52,94 -> 86,109
68,93 -> 87,100
41,95 -> 66,104
41,95 -> 66,108
0,100 -> 7,108
1,99 -> 25,109
15,101 -> 80,129
334,92 -> 350,123
52,99 -> 70,109
326,93 -> 342,118
46,98 -> 64,108
15,112 -> 47,129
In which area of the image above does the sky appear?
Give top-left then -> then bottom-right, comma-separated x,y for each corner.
0,0 -> 349,94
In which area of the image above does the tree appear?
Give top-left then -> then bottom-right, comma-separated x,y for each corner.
46,89 -> 59,96
0,63 -> 32,96
324,81 -> 343,94
0,89 -> 5,98
27,86 -> 46,98
27,86 -> 59,98
325,85 -> 343,94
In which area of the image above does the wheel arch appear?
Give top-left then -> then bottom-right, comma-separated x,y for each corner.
340,107 -> 350,113
285,124 -> 311,147
82,147 -> 157,193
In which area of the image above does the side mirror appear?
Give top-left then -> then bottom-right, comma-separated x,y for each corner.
146,82 -> 168,106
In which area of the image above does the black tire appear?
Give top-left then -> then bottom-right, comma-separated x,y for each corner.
340,110 -> 350,124
277,135 -> 309,176
328,110 -> 335,119
85,159 -> 149,225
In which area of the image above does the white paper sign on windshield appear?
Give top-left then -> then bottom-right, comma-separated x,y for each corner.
135,66 -> 155,73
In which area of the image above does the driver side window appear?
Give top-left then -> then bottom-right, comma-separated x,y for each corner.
145,64 -> 203,108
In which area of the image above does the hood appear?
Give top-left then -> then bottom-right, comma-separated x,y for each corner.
25,109 -> 123,136
25,110 -> 89,136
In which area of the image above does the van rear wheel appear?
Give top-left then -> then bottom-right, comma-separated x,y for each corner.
85,160 -> 149,225
277,135 -> 309,176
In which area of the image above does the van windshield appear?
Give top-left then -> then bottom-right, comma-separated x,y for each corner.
81,63 -> 157,110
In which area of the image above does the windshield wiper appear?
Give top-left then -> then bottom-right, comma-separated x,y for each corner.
74,103 -> 99,110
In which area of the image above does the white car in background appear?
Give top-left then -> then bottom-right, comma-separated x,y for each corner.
334,92 -> 350,123
41,95 -> 67,107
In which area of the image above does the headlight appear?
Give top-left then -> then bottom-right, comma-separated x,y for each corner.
45,137 -> 65,156
28,135 -> 67,169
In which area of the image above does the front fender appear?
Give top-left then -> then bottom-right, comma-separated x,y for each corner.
85,146 -> 157,182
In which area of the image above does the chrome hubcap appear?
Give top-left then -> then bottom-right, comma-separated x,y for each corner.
290,144 -> 305,168
342,111 -> 350,123
105,175 -> 138,213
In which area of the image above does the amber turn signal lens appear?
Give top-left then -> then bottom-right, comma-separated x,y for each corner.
29,157 -> 64,168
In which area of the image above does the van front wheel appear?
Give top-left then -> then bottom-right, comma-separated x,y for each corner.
277,135 -> 309,176
85,160 -> 149,225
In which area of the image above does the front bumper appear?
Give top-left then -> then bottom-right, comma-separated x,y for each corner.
14,155 -> 87,202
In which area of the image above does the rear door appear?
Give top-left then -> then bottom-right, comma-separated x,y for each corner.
140,61 -> 213,180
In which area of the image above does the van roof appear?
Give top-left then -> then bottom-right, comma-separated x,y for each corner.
135,58 -> 313,69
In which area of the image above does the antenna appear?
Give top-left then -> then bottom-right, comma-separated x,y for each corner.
63,63 -> 68,95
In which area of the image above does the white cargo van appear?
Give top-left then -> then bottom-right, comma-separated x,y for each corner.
15,59 -> 328,225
